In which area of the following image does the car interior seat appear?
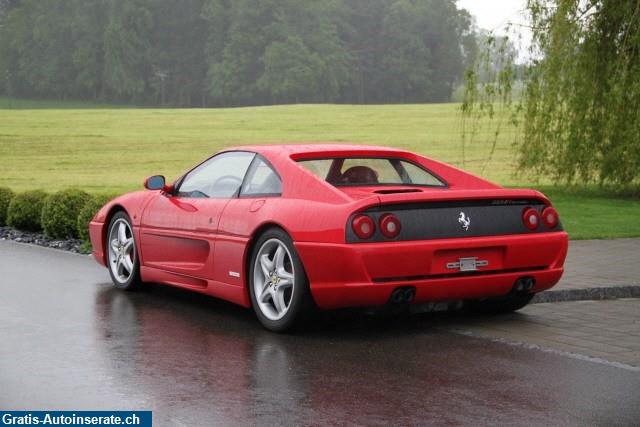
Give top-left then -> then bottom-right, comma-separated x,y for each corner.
340,166 -> 379,184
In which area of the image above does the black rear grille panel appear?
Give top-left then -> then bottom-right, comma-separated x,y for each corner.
346,199 -> 563,243
372,266 -> 548,283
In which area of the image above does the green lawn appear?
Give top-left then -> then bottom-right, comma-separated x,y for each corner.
535,186 -> 640,240
0,103 -> 523,193
1,101 -> 638,239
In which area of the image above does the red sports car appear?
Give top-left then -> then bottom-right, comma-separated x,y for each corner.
90,144 -> 568,331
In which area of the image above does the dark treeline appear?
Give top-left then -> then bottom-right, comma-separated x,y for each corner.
0,0 -> 476,106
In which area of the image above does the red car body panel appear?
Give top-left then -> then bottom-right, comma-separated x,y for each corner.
89,144 -> 569,310
296,232 -> 566,308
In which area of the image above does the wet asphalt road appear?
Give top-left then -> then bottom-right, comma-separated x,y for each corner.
1,241 -> 639,426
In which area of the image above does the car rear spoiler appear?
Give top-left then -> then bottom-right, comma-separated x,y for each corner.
350,188 -> 551,212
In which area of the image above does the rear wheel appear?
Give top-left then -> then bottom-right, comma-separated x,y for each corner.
106,211 -> 142,291
249,228 -> 312,332
466,292 -> 534,314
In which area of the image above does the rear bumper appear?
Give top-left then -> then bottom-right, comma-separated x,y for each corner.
295,232 -> 568,309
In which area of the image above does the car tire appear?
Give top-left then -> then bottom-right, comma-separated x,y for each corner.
249,228 -> 313,332
106,211 -> 142,291
466,292 -> 534,314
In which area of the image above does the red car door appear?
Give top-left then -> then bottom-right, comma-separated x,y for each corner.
213,155 -> 283,286
139,151 -> 256,280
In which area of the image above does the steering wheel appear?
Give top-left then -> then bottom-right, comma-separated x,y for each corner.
212,175 -> 243,196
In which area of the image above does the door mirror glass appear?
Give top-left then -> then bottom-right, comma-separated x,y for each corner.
144,175 -> 166,191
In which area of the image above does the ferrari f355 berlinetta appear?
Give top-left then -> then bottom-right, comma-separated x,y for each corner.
90,144 -> 568,331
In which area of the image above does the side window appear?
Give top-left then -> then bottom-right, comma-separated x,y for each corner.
240,157 -> 282,197
178,151 -> 255,198
401,162 -> 444,186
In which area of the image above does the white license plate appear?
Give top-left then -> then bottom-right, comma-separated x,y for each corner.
458,257 -> 478,272
446,257 -> 489,272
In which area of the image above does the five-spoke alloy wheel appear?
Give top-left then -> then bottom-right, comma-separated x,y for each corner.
106,211 -> 141,290
249,228 -> 312,332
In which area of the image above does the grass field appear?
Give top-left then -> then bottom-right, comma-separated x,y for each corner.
1,100 -> 638,239
0,103 -> 521,192
536,187 -> 640,240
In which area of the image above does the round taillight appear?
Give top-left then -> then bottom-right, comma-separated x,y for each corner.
522,208 -> 540,230
542,207 -> 559,229
379,214 -> 401,238
352,214 -> 375,239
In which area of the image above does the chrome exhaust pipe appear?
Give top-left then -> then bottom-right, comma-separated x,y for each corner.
524,277 -> 536,290
403,288 -> 416,303
513,277 -> 536,293
388,287 -> 416,305
389,289 -> 405,304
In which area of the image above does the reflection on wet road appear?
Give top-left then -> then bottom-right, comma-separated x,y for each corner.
1,241 -> 638,426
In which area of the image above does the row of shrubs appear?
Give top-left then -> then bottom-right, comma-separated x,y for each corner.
0,187 -> 116,243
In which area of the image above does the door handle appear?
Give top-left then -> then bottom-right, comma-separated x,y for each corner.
250,200 -> 265,212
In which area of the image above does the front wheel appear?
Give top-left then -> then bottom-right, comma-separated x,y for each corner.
249,228 -> 313,332
106,211 -> 142,291
466,292 -> 535,314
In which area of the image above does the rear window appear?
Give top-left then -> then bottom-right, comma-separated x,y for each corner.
297,157 -> 445,187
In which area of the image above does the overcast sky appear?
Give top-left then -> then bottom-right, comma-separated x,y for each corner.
458,0 -> 532,60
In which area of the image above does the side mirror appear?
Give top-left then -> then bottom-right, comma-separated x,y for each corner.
144,175 -> 166,191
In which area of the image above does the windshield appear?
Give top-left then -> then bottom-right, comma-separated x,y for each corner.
297,157 -> 445,187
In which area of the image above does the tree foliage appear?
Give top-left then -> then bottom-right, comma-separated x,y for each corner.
1,0 -> 475,106
103,0 -> 152,101
461,34 -> 519,173
463,0 -> 640,189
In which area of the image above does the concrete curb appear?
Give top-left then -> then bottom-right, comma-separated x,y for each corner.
533,285 -> 640,304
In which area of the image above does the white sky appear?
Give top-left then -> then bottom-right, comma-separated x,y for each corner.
457,0 -> 532,61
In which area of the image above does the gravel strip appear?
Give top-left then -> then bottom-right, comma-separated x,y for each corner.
533,286 -> 640,303
0,226 -> 85,253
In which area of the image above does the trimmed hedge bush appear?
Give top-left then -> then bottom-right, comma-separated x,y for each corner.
7,190 -> 48,231
77,194 -> 115,242
0,187 -> 14,226
41,189 -> 92,239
